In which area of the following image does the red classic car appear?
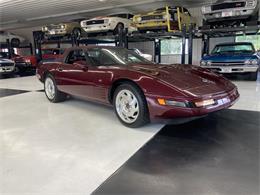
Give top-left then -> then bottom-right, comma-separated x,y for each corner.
37,46 -> 239,128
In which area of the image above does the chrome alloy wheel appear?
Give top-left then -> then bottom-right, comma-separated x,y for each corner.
115,89 -> 139,124
45,77 -> 55,100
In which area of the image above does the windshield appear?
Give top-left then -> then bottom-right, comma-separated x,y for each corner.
0,52 -> 8,58
212,44 -> 255,54
86,48 -> 153,66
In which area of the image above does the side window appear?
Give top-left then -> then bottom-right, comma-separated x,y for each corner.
86,48 -> 117,66
66,49 -> 86,64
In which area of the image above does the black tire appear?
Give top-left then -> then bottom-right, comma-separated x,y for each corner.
114,23 -> 124,35
113,83 -> 150,128
72,28 -> 81,39
44,74 -> 67,103
247,71 -> 258,81
11,38 -> 20,47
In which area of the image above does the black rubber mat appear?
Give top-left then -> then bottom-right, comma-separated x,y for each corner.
94,109 -> 260,195
0,88 -> 30,98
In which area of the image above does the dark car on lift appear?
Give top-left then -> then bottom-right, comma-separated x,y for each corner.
200,42 -> 259,81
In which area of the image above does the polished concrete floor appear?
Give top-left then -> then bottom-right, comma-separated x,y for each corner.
0,74 -> 259,195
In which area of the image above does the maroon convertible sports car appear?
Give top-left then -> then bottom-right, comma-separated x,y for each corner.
37,46 -> 239,128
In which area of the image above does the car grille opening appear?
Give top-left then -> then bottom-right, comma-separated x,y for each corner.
210,61 -> 245,66
211,2 -> 246,11
0,63 -> 14,67
86,20 -> 105,25
141,15 -> 164,21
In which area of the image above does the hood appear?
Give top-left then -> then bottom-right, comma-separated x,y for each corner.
202,53 -> 258,62
0,58 -> 14,63
130,64 -> 235,97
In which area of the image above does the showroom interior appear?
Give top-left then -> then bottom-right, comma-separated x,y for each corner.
0,0 -> 260,194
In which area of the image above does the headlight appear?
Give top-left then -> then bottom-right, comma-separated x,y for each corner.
207,61 -> 212,66
200,60 -> 207,66
251,59 -> 258,65
245,60 -> 251,65
135,17 -> 142,22
25,59 -> 31,63
42,27 -> 48,31
163,15 -> 168,20
157,98 -> 188,108
61,25 -> 66,29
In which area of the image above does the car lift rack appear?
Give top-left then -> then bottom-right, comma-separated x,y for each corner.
32,24 -> 259,65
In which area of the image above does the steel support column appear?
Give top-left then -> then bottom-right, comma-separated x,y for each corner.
181,25 -> 186,64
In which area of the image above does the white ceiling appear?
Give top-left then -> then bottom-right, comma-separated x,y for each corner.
0,0 -> 214,30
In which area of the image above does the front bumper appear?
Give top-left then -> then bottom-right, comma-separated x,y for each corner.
147,88 -> 239,121
0,66 -> 15,74
82,25 -> 114,33
45,29 -> 67,36
204,9 -> 255,22
200,65 -> 259,73
136,21 -> 168,30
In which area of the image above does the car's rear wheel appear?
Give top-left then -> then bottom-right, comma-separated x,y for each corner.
44,74 -> 67,103
113,83 -> 149,128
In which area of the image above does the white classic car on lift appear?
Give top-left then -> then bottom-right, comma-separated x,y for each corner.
80,13 -> 137,35
0,31 -> 26,47
201,0 -> 259,27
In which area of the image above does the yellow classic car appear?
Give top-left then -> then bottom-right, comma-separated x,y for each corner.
133,6 -> 196,33
42,22 -> 83,38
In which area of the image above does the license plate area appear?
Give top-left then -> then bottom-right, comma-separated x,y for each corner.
222,11 -> 233,17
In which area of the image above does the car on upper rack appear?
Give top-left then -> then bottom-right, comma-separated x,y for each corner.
200,42 -> 259,81
80,13 -> 137,35
0,52 -> 15,76
133,6 -> 196,33
42,22 -> 83,39
201,0 -> 259,28
37,46 -> 239,128
0,31 -> 26,47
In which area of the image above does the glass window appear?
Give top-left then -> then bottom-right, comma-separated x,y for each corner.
42,49 -> 53,55
85,48 -> 152,66
161,39 -> 188,55
236,35 -> 260,50
212,44 -> 255,54
66,49 -> 86,64
0,52 -> 8,58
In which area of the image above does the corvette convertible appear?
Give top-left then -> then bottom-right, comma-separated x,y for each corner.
37,46 -> 239,128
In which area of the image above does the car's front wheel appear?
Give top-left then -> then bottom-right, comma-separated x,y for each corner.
44,74 -> 67,103
113,83 -> 149,128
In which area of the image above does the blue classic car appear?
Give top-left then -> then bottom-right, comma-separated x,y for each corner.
200,42 -> 259,81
